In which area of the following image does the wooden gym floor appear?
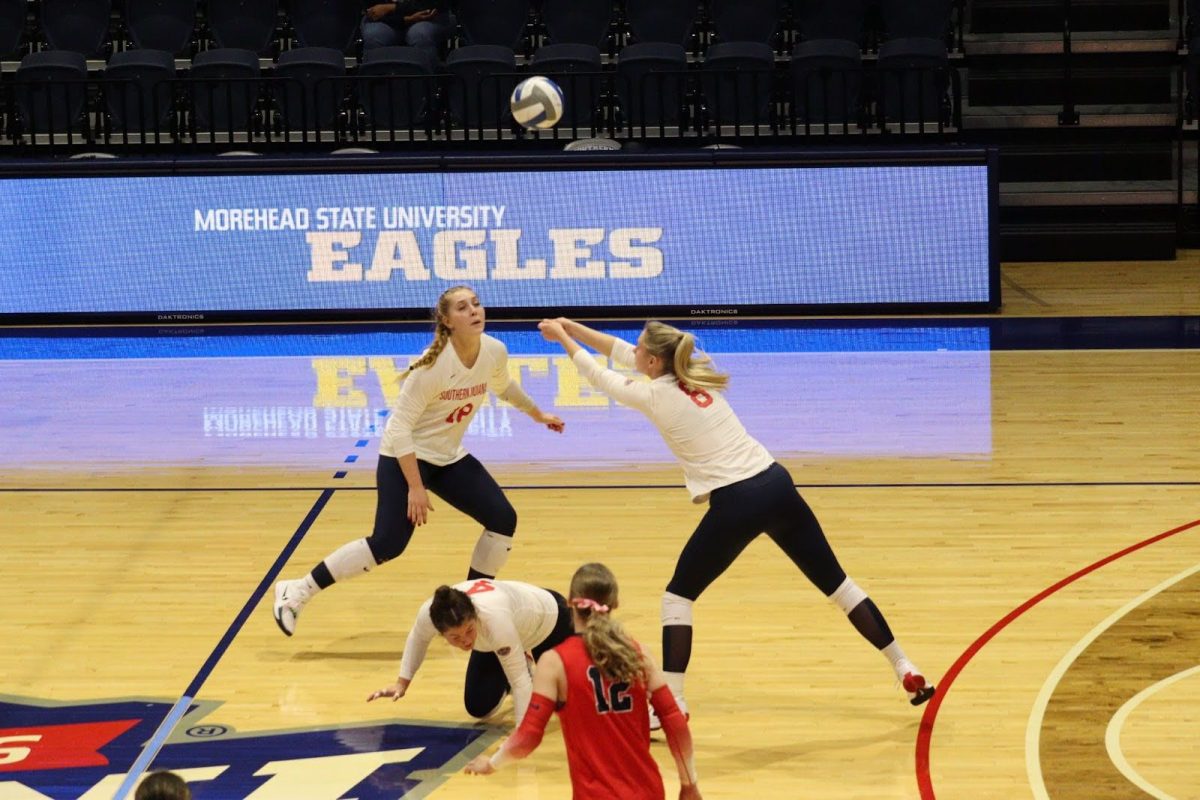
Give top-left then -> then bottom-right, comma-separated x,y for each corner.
1,257 -> 1197,799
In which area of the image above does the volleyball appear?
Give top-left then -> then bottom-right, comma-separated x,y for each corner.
510,75 -> 564,130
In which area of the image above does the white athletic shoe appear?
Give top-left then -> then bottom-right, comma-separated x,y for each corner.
273,578 -> 312,637
649,696 -> 688,732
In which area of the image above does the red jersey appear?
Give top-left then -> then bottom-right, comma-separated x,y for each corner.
554,634 -> 665,800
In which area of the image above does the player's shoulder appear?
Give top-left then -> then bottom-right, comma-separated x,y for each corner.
481,333 -> 509,356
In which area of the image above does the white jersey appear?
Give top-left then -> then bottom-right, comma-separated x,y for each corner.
573,338 -> 774,503
398,579 -> 560,723
380,333 -> 526,466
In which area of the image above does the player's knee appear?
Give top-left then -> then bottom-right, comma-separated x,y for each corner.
464,692 -> 505,720
661,591 -> 694,626
489,504 -> 517,537
365,532 -> 408,563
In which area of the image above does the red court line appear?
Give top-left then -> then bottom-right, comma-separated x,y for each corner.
915,517 -> 1200,799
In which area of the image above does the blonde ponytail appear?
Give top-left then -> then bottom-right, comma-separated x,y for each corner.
569,563 -> 645,685
642,321 -> 729,392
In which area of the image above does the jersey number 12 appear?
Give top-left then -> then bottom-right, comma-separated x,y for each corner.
587,666 -> 632,714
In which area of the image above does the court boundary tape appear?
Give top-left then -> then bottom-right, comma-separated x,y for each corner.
914,517 -> 1200,799
111,488 -> 335,800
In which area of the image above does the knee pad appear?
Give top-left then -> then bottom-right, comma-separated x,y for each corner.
469,530 -> 512,577
325,538 -> 376,583
661,592 -> 694,627
829,577 -> 868,615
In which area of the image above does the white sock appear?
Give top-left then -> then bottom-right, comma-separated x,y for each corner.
665,671 -> 686,704
324,538 -> 375,583
882,642 -> 917,678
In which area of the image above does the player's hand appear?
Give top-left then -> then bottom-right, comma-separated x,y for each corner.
679,783 -> 702,800
538,319 -> 566,343
463,754 -> 495,775
407,486 -> 433,526
533,410 -> 565,433
367,682 -> 407,702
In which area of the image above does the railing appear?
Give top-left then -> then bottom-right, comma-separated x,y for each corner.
0,63 -> 962,156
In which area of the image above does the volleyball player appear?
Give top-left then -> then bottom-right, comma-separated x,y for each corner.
537,318 -> 934,726
271,286 -> 564,636
367,578 -> 574,723
463,563 -> 701,800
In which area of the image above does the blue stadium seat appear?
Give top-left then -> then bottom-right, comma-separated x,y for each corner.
105,48 -> 176,133
208,0 -> 279,54
789,38 -> 861,126
15,50 -> 89,136
531,43 -> 602,131
710,0 -> 778,45
702,41 -> 775,127
356,45 -> 437,131
541,0 -> 610,49
188,47 -> 261,132
446,44 -> 517,129
289,0 -> 361,52
799,0 -> 865,46
877,36 -> 948,124
274,46 -> 345,131
40,0 -> 111,56
124,0 -> 197,55
456,0 -> 529,49
625,0 -> 698,48
617,42 -> 688,129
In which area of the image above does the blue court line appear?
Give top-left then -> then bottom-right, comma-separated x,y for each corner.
112,488 -> 335,800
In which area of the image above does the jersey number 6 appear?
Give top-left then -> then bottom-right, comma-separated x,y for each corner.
677,381 -> 713,408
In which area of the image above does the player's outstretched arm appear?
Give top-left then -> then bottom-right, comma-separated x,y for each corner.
556,318 -> 620,358
464,651 -> 563,775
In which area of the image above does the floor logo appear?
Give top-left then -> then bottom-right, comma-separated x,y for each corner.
0,696 -> 490,799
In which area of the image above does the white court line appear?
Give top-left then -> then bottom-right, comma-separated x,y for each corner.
1104,664 -> 1200,800
1025,561 -> 1200,800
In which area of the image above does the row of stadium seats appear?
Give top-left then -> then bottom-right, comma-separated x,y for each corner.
0,0 -> 959,63
3,38 -> 954,144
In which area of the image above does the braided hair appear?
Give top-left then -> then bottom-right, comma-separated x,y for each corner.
402,285 -> 473,378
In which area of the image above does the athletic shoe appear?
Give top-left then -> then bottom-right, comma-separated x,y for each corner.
648,696 -> 689,732
273,578 -> 312,637
902,671 -> 936,706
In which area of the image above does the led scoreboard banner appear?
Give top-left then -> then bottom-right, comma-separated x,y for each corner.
0,149 -> 997,323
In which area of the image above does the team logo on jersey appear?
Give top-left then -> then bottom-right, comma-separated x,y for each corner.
0,696 -> 492,799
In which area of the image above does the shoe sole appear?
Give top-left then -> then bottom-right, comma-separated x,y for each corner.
273,583 -> 295,637
910,685 -> 935,706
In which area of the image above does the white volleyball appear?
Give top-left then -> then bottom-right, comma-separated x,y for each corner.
510,75 -> 564,130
